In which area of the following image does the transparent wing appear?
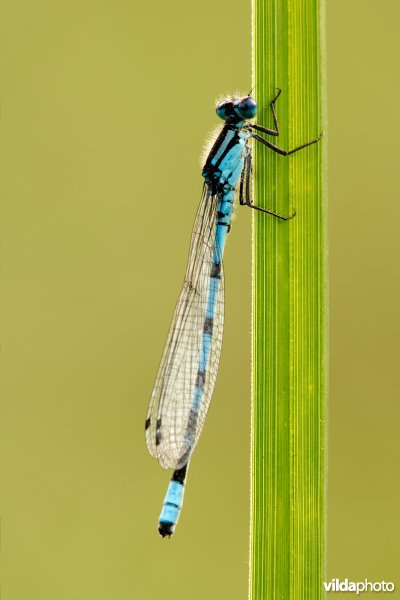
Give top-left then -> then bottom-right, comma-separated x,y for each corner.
145,184 -> 224,469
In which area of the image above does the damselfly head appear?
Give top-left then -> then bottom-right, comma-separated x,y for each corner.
216,96 -> 257,121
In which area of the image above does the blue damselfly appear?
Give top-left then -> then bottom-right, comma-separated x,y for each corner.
145,89 -> 321,537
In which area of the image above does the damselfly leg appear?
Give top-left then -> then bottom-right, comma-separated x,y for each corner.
239,153 -> 295,221
251,132 -> 322,156
251,87 -> 281,136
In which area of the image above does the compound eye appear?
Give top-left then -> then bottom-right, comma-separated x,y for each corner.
216,101 -> 233,120
236,97 -> 257,119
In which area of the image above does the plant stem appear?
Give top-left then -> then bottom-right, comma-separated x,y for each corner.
250,1 -> 327,598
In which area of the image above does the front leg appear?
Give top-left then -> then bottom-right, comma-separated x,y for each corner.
252,131 -> 323,156
250,88 -> 281,137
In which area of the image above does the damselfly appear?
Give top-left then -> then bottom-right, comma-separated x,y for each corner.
145,89 -> 321,537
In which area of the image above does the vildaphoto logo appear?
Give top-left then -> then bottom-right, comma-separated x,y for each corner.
324,579 -> 395,594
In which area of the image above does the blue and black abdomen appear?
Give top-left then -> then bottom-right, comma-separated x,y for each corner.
158,464 -> 187,537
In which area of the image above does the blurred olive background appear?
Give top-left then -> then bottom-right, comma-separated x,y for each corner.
0,1 -> 399,598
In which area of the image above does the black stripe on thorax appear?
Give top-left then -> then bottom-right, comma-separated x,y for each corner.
213,133 -> 240,170
203,122 -> 230,171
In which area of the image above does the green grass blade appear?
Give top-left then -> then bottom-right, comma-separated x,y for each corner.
250,1 -> 327,599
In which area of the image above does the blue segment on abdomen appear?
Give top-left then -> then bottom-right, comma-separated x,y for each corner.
159,480 -> 185,527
